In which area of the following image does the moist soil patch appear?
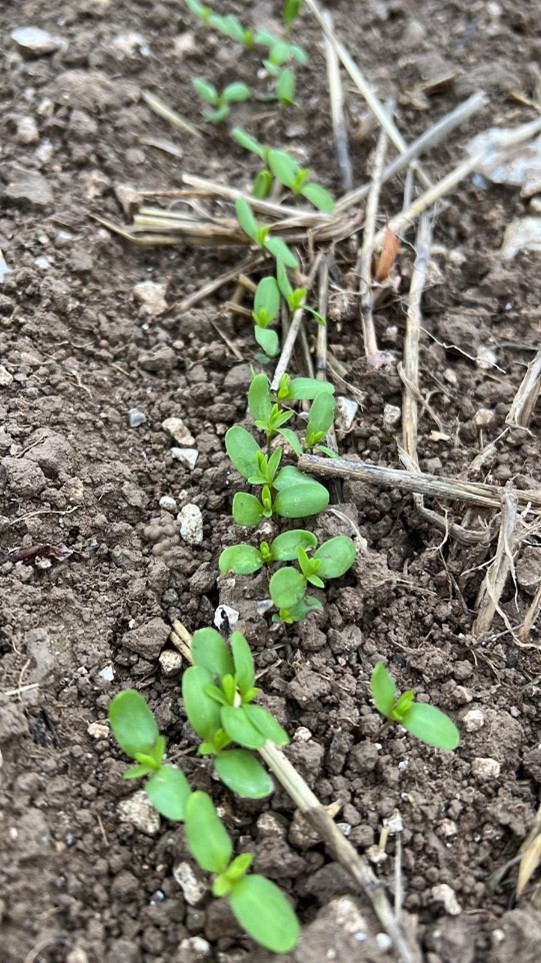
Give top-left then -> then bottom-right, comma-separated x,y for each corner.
2,2 -> 541,961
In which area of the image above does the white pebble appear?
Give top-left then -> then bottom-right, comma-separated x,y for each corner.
440,818 -> 458,837
383,809 -> 403,834
432,883 -> 462,915
128,408 -> 146,428
462,708 -> 485,731
118,790 -> 160,836
213,605 -> 239,630
162,416 -> 195,446
383,403 -> 401,432
178,503 -> 203,545
366,844 -> 387,864
16,117 -> 39,145
472,756 -> 500,779
293,726 -> 312,743
159,495 -> 177,512
171,447 -> 198,470
173,861 -> 208,905
179,937 -> 211,957
0,365 -> 14,386
159,650 -> 183,676
335,396 -> 358,432
98,664 -> 115,682
133,280 -> 168,315
87,722 -> 109,740
11,25 -> 65,55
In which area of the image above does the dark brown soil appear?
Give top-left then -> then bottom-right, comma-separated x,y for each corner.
2,2 -> 541,962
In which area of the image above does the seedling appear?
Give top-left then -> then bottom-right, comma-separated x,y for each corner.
252,276 -> 281,358
233,130 -> 335,212
108,688 -> 299,952
268,535 -> 356,622
370,663 -> 461,750
185,0 -> 213,23
235,197 -> 299,268
219,528 -> 318,574
283,0 -> 304,30
192,78 -> 251,123
275,67 -> 297,108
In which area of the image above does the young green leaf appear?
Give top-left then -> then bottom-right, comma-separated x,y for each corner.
231,631 -> 255,694
264,236 -> 299,269
223,82 -> 251,103
182,665 -> 222,740
401,702 -> 461,750
253,277 -> 280,326
252,169 -> 273,199
185,790 -> 233,874
274,478 -> 329,518
269,567 -> 306,609
235,197 -> 260,244
254,326 -> 279,357
270,528 -> 317,561
248,373 -> 273,423
215,749 -> 274,798
192,77 -> 218,105
146,766 -> 192,821
229,875 -> 300,952
109,690 -> 160,759
300,181 -> 335,213
219,544 -> 264,575
124,762 -> 154,780
371,663 -> 398,717
225,425 -> 262,480
192,627 -> 234,678
305,391 -> 336,447
232,127 -> 266,158
283,0 -> 303,29
275,593 -> 323,624
204,104 -> 230,124
221,705 -> 267,749
185,0 -> 212,21
276,426 -> 303,455
276,67 -> 296,106
313,536 -> 356,580
232,492 -> 265,526
281,377 -> 335,401
243,704 -> 289,745
267,149 -> 300,190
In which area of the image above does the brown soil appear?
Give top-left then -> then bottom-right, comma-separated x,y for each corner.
2,2 -> 541,962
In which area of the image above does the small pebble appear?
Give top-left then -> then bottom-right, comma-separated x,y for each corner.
162,417 -> 195,446
15,117 -> 39,145
383,809 -> 403,834
159,650 -> 183,676
439,818 -> 458,837
98,664 -> 115,682
171,447 -> 198,470
293,726 -> 312,743
118,790 -> 160,836
87,722 -> 109,740
11,25 -> 66,55
431,883 -> 462,915
128,408 -> 147,428
179,936 -> 211,959
471,756 -> 500,779
213,605 -> 239,631
178,504 -> 203,545
474,407 -> 495,428
335,396 -> 358,432
366,844 -> 387,864
173,861 -> 208,905
159,495 -> 177,512
0,365 -> 13,386
462,708 -> 485,731
133,280 -> 168,315
383,404 -> 401,432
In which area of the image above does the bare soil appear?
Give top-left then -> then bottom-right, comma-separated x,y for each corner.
2,1 -> 541,962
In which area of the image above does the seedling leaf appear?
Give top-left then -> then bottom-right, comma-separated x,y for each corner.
285,377 -> 335,401
215,749 -> 274,798
219,544 -> 263,575
231,631 -> 255,694
229,875 -> 300,952
221,705 -> 267,749
225,425 -> 262,480
182,665 -> 222,740
146,766 -> 192,820
401,702 -> 460,750
274,479 -> 329,518
313,536 -> 356,579
264,236 -> 299,269
271,529 -> 317,561
192,77 -> 218,104
232,127 -> 265,158
223,82 -> 251,103
276,426 -> 303,455
370,663 -> 397,717
192,627 -> 235,677
253,277 -> 280,325
254,326 -> 279,357
268,149 -> 299,190
243,704 -> 289,745
300,182 -> 335,213
248,373 -> 273,424
235,197 -> 260,244
185,790 -> 233,874
109,690 -> 160,759
276,68 -> 296,106
233,492 -> 264,526
305,391 -> 336,447
269,567 -> 306,609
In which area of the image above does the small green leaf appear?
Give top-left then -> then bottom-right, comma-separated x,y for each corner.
182,665 -> 222,740
270,529 -> 317,561
371,663 -> 397,717
283,0 -> 303,29
253,276 -> 280,324
192,627 -> 235,677
286,377 -> 335,401
401,703 -> 460,750
124,763 -> 153,780
232,128 -> 265,158
264,236 -> 299,269
300,182 -> 335,213
231,631 -> 255,694
252,169 -> 273,199
276,259 -> 293,300
305,391 -> 336,447
235,197 -> 260,244
313,536 -> 356,580
204,104 -> 230,124
109,690 -> 160,759
215,749 -> 274,798
225,852 -> 253,882
233,492 -> 264,526
225,425 -> 262,480
192,77 -> 218,104
219,544 -> 264,575
276,67 -> 296,106
146,766 -> 192,821
274,479 -> 329,518
229,875 -> 300,952
269,567 -> 307,609
243,704 -> 289,745
254,326 -> 279,357
185,790 -> 233,874
221,705 -> 267,749
248,373 -> 273,424
223,82 -> 251,103
276,426 -> 303,455
394,690 -> 415,719
267,150 -> 300,190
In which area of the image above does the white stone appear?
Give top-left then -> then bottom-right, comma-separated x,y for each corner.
366,844 -> 387,864
178,504 -> 203,545
15,117 -> 39,145
472,756 -> 500,779
171,447 -> 198,470
98,664 -> 115,682
431,883 -> 462,915
173,861 -> 208,905
474,407 -> 495,428
440,818 -> 458,837
293,726 -> 312,743
335,396 -> 358,431
11,26 -> 66,55
179,936 -> 211,958
162,417 -> 195,446
383,809 -> 403,834
128,408 -> 146,427
213,604 -> 239,630
0,365 -> 13,386
133,280 -> 168,315
118,790 -> 160,836
159,495 -> 177,512
87,722 -> 109,739
159,650 -> 183,676
383,403 -> 401,432
462,708 -> 485,731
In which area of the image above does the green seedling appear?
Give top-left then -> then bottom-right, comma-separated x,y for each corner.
268,150 -> 335,213
269,535 -> 356,623
185,0 -> 213,23
248,372 -> 336,456
109,689 -> 299,951
235,197 -> 299,268
209,12 -> 256,46
259,34 -> 308,70
275,67 -> 297,107
283,0 -> 304,29
371,663 -> 461,751
192,78 -> 251,123
219,528 -> 317,574
252,276 -> 281,358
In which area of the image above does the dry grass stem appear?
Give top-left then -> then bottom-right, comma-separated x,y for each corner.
506,348 -> 541,427
173,254 -> 263,315
297,453 -> 541,516
141,89 -> 204,139
316,255 -> 330,381
270,253 -> 323,391
323,10 -> 353,190
401,214 -> 432,463
473,490 -> 518,636
336,91 -> 488,213
356,119 -> 389,362
517,578 -> 541,643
